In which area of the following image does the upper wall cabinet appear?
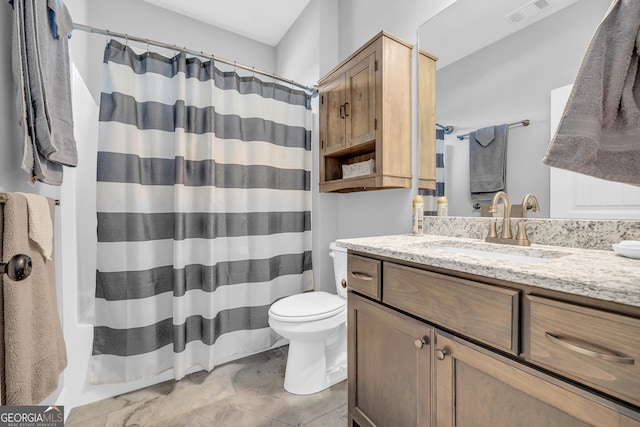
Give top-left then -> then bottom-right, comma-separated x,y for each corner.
319,31 -> 417,193
418,49 -> 438,190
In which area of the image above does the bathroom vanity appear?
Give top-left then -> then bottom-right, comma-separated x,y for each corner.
339,234 -> 640,427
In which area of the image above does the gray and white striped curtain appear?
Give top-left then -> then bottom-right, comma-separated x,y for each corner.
92,40 -> 313,384
421,129 -> 445,215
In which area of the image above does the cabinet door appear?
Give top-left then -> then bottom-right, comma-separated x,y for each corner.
418,50 -> 437,190
434,332 -> 640,427
348,292 -> 433,427
345,53 -> 376,149
320,76 -> 346,156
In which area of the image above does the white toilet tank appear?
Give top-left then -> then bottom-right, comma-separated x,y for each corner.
329,242 -> 348,298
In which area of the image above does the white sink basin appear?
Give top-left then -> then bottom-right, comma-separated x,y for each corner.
409,240 -> 569,264
430,246 -> 560,264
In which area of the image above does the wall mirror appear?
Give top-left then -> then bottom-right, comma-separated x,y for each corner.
418,0 -> 640,219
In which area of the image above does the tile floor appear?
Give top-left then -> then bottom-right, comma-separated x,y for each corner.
65,346 -> 348,427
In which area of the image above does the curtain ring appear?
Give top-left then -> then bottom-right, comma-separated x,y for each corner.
125,33 -> 129,46
145,38 -> 150,52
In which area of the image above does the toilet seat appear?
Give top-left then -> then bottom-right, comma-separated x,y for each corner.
269,291 -> 346,323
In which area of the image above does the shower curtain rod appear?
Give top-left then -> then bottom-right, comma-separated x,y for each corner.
456,119 -> 530,140
72,23 -> 319,97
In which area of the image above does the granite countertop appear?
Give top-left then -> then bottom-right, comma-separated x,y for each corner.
337,234 -> 640,308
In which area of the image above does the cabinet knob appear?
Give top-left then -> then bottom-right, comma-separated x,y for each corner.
414,337 -> 429,349
435,349 -> 448,360
341,279 -> 347,289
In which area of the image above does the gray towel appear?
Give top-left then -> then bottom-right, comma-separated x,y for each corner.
542,0 -> 640,185
470,124 -> 508,202
11,0 -> 76,186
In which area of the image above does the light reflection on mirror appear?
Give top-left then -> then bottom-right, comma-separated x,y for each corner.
417,0 -> 640,219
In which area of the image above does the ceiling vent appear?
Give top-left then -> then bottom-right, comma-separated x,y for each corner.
505,0 -> 551,24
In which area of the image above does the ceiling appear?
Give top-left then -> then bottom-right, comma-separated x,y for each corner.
143,0 -> 311,47
419,0 -> 581,69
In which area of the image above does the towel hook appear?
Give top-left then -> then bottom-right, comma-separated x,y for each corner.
1,254 -> 32,282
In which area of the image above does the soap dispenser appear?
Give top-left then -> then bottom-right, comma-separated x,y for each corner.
412,195 -> 424,235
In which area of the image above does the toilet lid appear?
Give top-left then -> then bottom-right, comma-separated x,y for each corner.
269,291 -> 346,322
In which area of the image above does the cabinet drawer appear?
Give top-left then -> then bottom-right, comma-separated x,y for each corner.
347,254 -> 381,300
383,263 -> 519,354
525,295 -> 640,407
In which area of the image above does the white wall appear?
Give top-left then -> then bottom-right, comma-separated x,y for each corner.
435,0 -> 611,217
276,0 -> 340,293
337,0 -> 455,58
65,0 -> 276,102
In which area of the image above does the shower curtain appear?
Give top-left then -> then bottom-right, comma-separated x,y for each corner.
92,40 -> 313,384
421,128 -> 445,215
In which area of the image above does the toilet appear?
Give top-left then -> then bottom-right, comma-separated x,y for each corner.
268,242 -> 348,395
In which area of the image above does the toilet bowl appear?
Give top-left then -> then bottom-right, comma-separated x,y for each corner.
268,242 -> 348,395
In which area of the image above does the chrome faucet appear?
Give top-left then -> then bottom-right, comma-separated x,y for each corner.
487,191 -> 512,240
521,193 -> 540,218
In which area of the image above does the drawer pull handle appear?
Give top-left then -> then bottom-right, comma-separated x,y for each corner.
351,272 -> 373,281
414,337 -> 430,349
545,333 -> 635,365
435,349 -> 448,360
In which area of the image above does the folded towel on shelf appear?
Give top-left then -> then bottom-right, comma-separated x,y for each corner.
542,0 -> 640,185
469,124 -> 508,202
17,193 -> 53,261
11,0 -> 76,186
1,193 -> 67,405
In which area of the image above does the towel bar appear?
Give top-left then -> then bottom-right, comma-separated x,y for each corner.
436,123 -> 454,134
457,119 -> 530,140
0,194 -> 60,205
1,254 -> 32,281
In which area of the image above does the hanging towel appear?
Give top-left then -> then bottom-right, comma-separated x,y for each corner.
10,0 -> 76,186
47,0 -> 74,40
542,0 -> 640,185
17,193 -> 53,261
469,124 -> 508,202
1,193 -> 67,405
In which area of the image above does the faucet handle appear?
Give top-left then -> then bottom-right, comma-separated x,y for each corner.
516,220 -> 544,244
477,218 -> 498,239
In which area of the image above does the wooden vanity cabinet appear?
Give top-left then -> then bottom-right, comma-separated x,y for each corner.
318,31 -> 416,193
525,295 -> 640,407
434,331 -> 640,427
347,254 -> 382,300
348,292 -> 433,427
347,255 -> 640,427
383,262 -> 519,355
